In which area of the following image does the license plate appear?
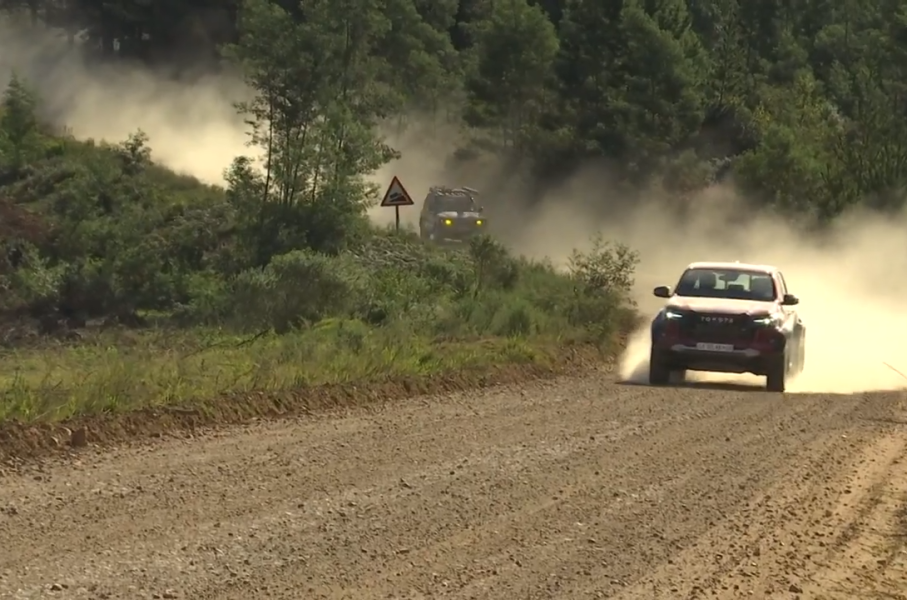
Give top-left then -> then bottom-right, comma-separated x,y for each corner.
696,342 -> 734,352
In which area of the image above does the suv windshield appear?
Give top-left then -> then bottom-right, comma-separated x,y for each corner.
675,268 -> 777,302
434,194 -> 477,213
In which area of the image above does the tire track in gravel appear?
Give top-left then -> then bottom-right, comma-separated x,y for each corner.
801,427 -> 907,600
322,388 -> 853,600
608,393 -> 907,600
0,374 -> 904,600
0,378 -> 674,598
2,381 -> 665,573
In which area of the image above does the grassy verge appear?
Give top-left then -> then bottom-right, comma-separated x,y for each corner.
0,326 -> 621,459
0,78 -> 641,459
0,324 -> 614,423
0,224 -> 641,428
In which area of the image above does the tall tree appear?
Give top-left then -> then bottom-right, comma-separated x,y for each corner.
224,0 -> 400,261
553,0 -> 707,179
463,0 -> 560,155
0,72 -> 41,174
374,0 -> 462,117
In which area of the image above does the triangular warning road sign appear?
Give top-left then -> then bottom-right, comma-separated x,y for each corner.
380,176 -> 414,207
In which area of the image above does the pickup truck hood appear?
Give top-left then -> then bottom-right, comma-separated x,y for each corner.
666,295 -> 777,315
437,211 -> 482,219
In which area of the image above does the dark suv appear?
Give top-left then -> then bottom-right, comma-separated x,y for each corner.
649,261 -> 806,392
418,186 -> 487,243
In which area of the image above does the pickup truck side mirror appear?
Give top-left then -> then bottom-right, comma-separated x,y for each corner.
782,293 -> 799,306
653,285 -> 671,298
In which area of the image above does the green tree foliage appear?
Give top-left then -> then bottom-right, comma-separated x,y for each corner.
4,0 -> 906,212
379,0 -> 462,114
0,72 -> 41,173
4,0 -> 907,333
223,0 -> 400,262
548,0 -> 707,178
463,0 -> 559,155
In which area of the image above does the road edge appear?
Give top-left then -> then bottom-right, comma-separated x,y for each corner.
0,342 -> 617,462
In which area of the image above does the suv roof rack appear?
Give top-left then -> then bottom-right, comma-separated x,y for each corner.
428,185 -> 479,196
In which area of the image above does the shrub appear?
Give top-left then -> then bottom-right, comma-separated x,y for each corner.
227,250 -> 369,333
0,74 -> 641,358
565,235 -> 641,344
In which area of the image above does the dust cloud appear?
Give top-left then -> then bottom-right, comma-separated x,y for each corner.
504,182 -> 907,394
0,17 -> 510,219
367,122 -> 463,230
0,19 -> 482,215
0,20 -> 251,185
375,138 -> 907,395
3,19 -> 905,394
368,123 -> 538,232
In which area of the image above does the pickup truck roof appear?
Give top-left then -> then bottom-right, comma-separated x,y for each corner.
685,261 -> 778,274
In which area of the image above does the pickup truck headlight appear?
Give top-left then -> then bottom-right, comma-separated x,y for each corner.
444,219 -> 453,225
664,309 -> 685,320
752,314 -> 775,326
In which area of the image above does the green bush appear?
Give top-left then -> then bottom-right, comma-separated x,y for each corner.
0,72 -> 646,422
0,74 -> 639,358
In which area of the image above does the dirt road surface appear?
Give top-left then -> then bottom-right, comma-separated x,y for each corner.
2,372 -> 907,599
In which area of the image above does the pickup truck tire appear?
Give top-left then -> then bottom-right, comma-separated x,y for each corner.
649,350 -> 670,385
766,354 -> 787,392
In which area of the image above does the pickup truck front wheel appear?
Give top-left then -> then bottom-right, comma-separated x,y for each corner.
649,350 -> 670,385
766,354 -> 787,392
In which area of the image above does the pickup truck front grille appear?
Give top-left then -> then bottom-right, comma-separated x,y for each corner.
681,313 -> 755,343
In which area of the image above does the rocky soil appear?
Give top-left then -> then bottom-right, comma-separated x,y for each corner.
1,372 -> 905,599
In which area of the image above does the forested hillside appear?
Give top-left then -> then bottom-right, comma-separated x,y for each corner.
4,0 -> 907,214
0,0 -> 903,421
11,0 -> 907,203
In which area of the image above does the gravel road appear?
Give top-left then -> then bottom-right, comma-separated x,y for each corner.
1,372 -> 906,599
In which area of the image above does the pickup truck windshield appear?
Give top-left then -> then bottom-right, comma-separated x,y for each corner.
674,268 -> 777,302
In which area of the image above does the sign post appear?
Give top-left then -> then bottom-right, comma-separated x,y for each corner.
380,175 -> 414,231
